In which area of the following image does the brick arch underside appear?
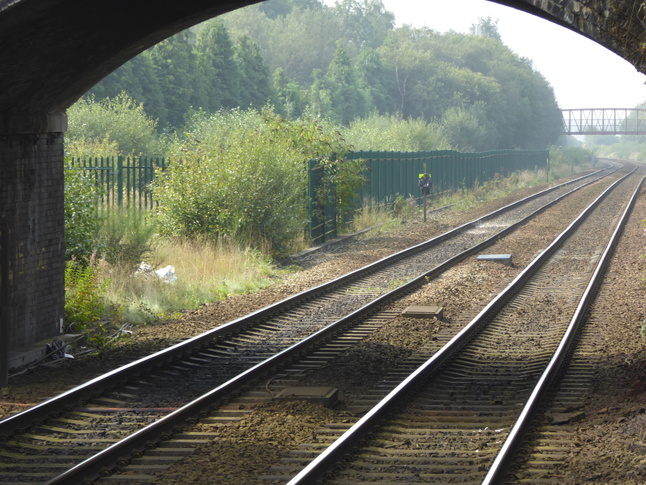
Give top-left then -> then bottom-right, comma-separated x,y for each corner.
0,0 -> 644,115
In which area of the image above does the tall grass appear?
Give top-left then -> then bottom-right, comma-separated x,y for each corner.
349,195 -> 418,235
428,168 -> 550,213
104,237 -> 285,325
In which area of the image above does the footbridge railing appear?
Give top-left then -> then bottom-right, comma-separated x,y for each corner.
562,108 -> 646,135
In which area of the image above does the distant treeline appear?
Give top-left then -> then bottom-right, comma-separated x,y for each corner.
86,0 -> 563,150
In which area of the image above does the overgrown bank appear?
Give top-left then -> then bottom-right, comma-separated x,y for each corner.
64,147 -> 595,351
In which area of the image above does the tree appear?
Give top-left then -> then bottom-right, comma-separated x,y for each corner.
153,107 -> 357,256
332,0 -> 395,52
195,21 -> 240,112
441,106 -> 489,152
273,68 -> 305,118
234,35 -> 274,108
325,42 -> 363,124
355,47 -> 393,114
87,53 -> 167,125
307,69 -> 333,119
378,26 -> 437,117
148,30 -> 200,128
470,17 -> 502,42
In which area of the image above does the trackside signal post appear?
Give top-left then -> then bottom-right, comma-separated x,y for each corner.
419,171 -> 432,222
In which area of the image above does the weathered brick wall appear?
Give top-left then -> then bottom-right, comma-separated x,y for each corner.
0,113 -> 66,351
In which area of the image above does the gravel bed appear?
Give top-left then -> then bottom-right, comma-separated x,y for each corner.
2,172 -> 645,484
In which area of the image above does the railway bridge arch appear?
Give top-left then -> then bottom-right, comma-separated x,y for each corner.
1,0 -> 645,377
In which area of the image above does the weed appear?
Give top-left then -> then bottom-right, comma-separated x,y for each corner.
64,257 -> 109,333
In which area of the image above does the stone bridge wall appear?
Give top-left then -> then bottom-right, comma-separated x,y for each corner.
510,0 -> 645,72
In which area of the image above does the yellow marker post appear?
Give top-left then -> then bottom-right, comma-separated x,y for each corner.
419,169 -> 431,222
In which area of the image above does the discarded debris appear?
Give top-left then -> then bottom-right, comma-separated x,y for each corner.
135,262 -> 177,284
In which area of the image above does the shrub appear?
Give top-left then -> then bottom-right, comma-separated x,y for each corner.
67,92 -> 165,157
549,145 -> 596,179
64,258 -> 109,332
343,114 -> 451,151
99,207 -> 156,266
64,165 -> 103,262
153,107 -> 356,256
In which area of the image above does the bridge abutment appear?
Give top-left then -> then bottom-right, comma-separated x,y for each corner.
0,112 -> 67,382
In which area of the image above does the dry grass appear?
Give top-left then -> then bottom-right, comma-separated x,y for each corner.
104,237 -> 287,325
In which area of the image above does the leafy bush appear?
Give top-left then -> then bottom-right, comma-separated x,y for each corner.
64,166 -> 103,262
153,107 -> 356,256
99,207 -> 156,266
343,114 -> 451,151
67,92 -> 165,157
549,145 -> 596,179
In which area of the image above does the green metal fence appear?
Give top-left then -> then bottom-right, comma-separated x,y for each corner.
307,149 -> 549,244
349,149 -> 549,203
68,156 -> 167,210
71,150 -> 548,245
307,158 -> 338,245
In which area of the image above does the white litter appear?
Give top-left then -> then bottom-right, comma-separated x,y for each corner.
155,265 -> 177,284
135,262 -> 177,284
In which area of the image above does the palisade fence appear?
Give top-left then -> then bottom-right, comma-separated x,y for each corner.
69,149 -> 548,245
309,149 -> 549,245
67,156 -> 167,210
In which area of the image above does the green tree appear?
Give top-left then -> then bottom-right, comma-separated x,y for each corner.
153,107 -> 358,256
441,107 -> 489,152
195,21 -> 240,111
470,17 -> 502,42
355,47 -> 393,114
88,54 -> 167,124
307,69 -> 333,118
148,30 -> 200,128
224,3 -> 338,87
378,26 -> 437,117
332,0 -> 395,53
326,42 -> 363,124
273,68 -> 305,118
234,35 -> 274,108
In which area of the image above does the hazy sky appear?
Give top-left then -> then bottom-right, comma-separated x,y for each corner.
326,0 -> 646,110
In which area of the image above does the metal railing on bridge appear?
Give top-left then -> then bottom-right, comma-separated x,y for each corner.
562,108 -> 646,135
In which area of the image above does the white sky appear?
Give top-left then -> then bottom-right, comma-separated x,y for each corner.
327,0 -> 646,109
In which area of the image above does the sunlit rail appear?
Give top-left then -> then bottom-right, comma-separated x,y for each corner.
562,108 -> 646,135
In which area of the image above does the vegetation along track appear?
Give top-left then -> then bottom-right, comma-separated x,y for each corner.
0,163 -> 628,484
280,168 -> 644,484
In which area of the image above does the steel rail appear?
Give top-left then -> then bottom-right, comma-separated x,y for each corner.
285,168 -> 636,484
39,167 -> 622,484
481,174 -> 645,485
0,167 -> 611,438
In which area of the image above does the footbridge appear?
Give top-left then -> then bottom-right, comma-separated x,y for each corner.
1,0 -> 646,383
563,108 -> 646,135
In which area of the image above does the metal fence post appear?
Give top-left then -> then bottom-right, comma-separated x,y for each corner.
117,156 -> 124,207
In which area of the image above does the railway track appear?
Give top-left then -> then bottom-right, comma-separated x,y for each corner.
280,168 -> 643,484
0,164 -> 630,484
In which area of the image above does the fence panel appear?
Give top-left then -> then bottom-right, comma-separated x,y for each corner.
349,149 -> 548,209
73,150 -> 547,245
68,156 -> 166,211
307,158 -> 337,245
